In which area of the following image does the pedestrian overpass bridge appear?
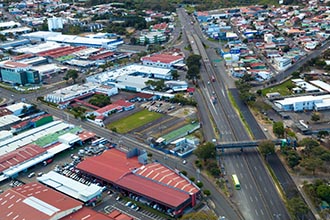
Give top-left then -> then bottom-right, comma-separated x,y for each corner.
216,139 -> 283,150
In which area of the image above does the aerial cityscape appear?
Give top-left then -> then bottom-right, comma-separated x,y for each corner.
0,0 -> 330,220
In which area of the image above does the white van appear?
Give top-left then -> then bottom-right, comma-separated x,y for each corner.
28,172 -> 35,178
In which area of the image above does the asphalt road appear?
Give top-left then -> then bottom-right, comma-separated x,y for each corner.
178,8 -> 290,220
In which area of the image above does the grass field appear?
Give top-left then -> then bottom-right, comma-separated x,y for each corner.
262,80 -> 294,96
107,109 -> 163,133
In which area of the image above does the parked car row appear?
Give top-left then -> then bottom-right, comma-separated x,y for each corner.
10,179 -> 24,187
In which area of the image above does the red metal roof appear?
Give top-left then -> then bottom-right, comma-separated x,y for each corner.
95,103 -> 122,114
136,163 -> 199,194
0,182 -> 82,220
76,149 -> 141,183
37,46 -> 86,58
78,131 -> 96,142
117,174 -> 190,208
141,54 -> 183,64
12,53 -> 34,61
113,99 -> 134,108
3,61 -> 30,68
89,51 -> 114,60
62,207 -> 114,220
152,22 -> 168,30
11,119 -> 30,129
108,210 -> 133,220
0,108 -> 12,117
0,144 -> 46,172
30,114 -> 52,123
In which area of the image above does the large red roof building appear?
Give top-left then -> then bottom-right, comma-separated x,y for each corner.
0,182 -> 82,220
76,148 -> 200,216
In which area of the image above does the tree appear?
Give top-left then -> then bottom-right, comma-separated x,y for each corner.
203,189 -> 211,196
89,94 -> 111,108
171,70 -> 179,80
286,150 -> 301,169
258,140 -> 275,159
0,34 -> 6,41
196,181 -> 203,188
186,64 -> 200,80
299,138 -> 319,154
288,197 -> 308,220
273,121 -> 285,137
311,112 -> 320,122
145,80 -> 165,91
317,130 -> 329,139
66,69 -> 79,83
316,184 -> 330,203
300,158 -> 323,174
194,142 -> 216,161
186,54 -> 201,68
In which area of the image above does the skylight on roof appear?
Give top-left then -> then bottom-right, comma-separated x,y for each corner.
23,196 -> 60,216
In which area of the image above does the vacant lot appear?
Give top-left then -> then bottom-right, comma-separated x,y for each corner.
106,109 -> 163,133
262,80 -> 294,96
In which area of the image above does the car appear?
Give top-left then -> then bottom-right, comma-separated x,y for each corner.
116,196 -> 121,201
28,172 -> 35,178
37,172 -> 43,177
130,204 -> 137,209
125,201 -> 132,207
182,160 -> 187,165
134,206 -> 140,211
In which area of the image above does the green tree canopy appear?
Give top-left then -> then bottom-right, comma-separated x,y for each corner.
273,121 -> 285,138
300,158 -> 323,174
316,184 -> 330,203
288,197 -> 309,220
88,94 -> 111,108
258,140 -> 275,158
194,142 -> 216,161
187,64 -> 200,80
311,112 -> 320,122
299,138 -> 319,154
186,54 -> 201,68
286,150 -> 301,169
145,80 -> 165,91
65,69 -> 79,83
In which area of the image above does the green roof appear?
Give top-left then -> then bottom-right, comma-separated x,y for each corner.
162,123 -> 200,143
33,126 -> 82,147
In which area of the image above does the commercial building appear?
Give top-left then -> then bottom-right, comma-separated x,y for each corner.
0,21 -> 21,29
0,61 -> 40,85
22,31 -> 124,49
44,82 -> 118,105
141,53 -> 184,69
138,32 -> 167,44
274,57 -> 292,71
48,17 -> 63,31
76,148 -> 200,217
38,171 -> 103,203
0,182 -> 83,220
274,94 -> 330,111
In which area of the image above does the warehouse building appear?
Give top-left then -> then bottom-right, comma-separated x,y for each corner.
274,94 -> 330,111
76,148 -> 200,217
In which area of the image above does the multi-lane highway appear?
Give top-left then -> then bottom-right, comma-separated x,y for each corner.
177,8 -> 290,220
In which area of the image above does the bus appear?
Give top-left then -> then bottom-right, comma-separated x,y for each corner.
232,174 -> 241,190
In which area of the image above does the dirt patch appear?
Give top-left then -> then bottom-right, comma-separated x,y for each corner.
169,106 -> 197,118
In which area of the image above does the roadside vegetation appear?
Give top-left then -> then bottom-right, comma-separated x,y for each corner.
303,179 -> 330,219
194,142 -> 221,179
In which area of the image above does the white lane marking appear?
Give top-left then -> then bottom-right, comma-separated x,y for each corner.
260,209 -> 264,215
255,209 -> 259,216
250,196 -> 254,202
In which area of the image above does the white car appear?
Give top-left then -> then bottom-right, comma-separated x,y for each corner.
182,160 -> 187,165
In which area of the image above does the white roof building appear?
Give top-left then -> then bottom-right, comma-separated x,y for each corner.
5,102 -> 32,116
13,41 -> 63,54
0,115 -> 21,129
87,64 -> 172,84
38,171 -> 103,202
274,94 -> 330,111
58,133 -> 81,145
31,64 -> 62,76
0,21 -> 21,29
310,80 -> 330,93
